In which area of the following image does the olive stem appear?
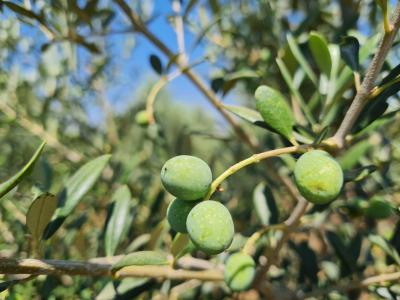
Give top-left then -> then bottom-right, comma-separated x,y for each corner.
242,224 -> 287,255
203,145 -> 309,200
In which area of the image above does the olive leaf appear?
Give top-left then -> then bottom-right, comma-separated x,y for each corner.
311,126 -> 329,147
326,231 -> 357,274
171,233 -> 190,258
43,155 -> 112,240
222,70 -> 259,96
367,233 -> 400,266
0,140 -> 46,199
343,165 -> 378,182
338,140 -> 372,171
26,192 -> 57,242
255,85 -> 295,144
150,55 -> 163,75
252,183 -> 279,226
309,32 -> 332,76
111,251 -> 169,274
104,185 -> 132,258
340,36 -> 360,72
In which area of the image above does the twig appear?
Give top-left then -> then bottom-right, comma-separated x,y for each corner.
0,258 -> 223,281
331,0 -> 400,148
172,0 -> 186,62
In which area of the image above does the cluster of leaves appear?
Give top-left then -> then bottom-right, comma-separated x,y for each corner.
0,0 -> 399,299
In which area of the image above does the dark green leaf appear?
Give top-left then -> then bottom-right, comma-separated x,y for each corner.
252,183 -> 279,226
388,221 -> 400,265
309,32 -> 332,76
255,85 -> 295,144
71,3 -> 93,28
3,1 -> 46,26
340,36 -> 360,72
43,155 -> 112,240
311,126 -> 329,147
0,140 -> 46,199
111,251 -> 169,274
208,0 -> 219,17
0,280 -> 21,292
326,231 -> 357,273
104,185 -> 132,257
367,232 -> 400,266
150,55 -> 163,75
211,77 -> 224,93
380,64 -> 400,86
183,0 -> 199,19
344,165 -> 378,182
26,192 -> 57,242
352,109 -> 400,139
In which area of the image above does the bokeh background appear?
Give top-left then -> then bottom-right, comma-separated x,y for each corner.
0,0 -> 400,299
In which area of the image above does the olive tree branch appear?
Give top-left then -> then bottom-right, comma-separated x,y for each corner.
331,0 -> 400,148
172,0 -> 187,62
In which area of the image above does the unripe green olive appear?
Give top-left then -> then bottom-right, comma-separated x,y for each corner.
135,110 -> 150,126
294,150 -> 343,204
224,252 -> 256,292
186,201 -> 234,255
167,198 -> 199,233
365,197 -> 392,219
161,156 -> 212,201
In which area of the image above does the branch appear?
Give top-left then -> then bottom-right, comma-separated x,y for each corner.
172,0 -> 186,62
0,258 -> 223,281
332,1 -> 400,148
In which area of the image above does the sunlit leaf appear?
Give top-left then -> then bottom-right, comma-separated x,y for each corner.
111,251 -> 169,274
343,165 -> 378,182
43,155 -> 112,240
171,233 -> 190,257
252,183 -> 279,226
309,32 -> 332,76
367,232 -> 400,266
26,192 -> 57,242
0,140 -> 46,199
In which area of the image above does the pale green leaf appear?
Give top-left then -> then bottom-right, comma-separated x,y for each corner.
111,251 -> 169,274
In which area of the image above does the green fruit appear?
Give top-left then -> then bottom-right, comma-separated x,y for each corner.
167,198 -> 199,233
135,110 -> 149,126
365,197 -> 392,219
186,201 -> 234,255
294,150 -> 343,204
224,253 -> 256,292
161,156 -> 212,201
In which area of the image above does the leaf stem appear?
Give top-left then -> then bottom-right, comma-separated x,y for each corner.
203,145 -> 308,200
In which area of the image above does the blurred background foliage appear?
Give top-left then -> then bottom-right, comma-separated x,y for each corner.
0,0 -> 399,299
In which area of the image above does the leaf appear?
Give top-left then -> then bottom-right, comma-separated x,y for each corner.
326,231 -> 357,273
171,233 -> 190,257
343,165 -> 378,182
311,126 -> 329,147
43,155 -> 112,240
352,109 -> 400,139
183,0 -> 199,19
367,232 -> 400,266
0,140 -> 46,199
104,185 -> 132,257
211,77 -> 224,93
255,85 -> 295,144
252,183 -> 279,226
380,63 -> 400,86
208,0 -> 219,17
0,280 -> 21,292
71,3 -> 93,28
222,70 -> 259,96
189,17 -> 220,53
309,32 -> 332,76
149,55 -> 163,75
111,251 -> 169,274
276,58 -> 315,124
286,33 -> 318,87
388,221 -> 400,265
340,36 -> 360,72
3,1 -> 47,26
26,192 -> 57,242
338,140 -> 372,171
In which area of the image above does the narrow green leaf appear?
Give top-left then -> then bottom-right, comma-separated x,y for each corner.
309,32 -> 332,76
255,85 -> 295,144
71,3 -> 93,28
340,36 -> 360,72
222,70 -> 259,96
43,155 -> 112,240
311,126 -> 329,147
189,17 -> 220,53
150,55 -> 163,75
26,192 -> 57,242
343,165 -> 378,182
171,233 -> 190,258
3,1 -> 47,27
211,77 -> 224,93
208,0 -> 219,17
0,140 -> 46,199
252,183 -> 279,226
352,109 -> 399,140
286,33 -> 318,87
111,251 -> 169,274
380,63 -> 400,86
276,58 -> 316,125
326,231 -> 357,273
338,140 -> 372,171
0,280 -> 21,292
183,0 -> 199,19
367,232 -> 400,266
105,185 -> 132,257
